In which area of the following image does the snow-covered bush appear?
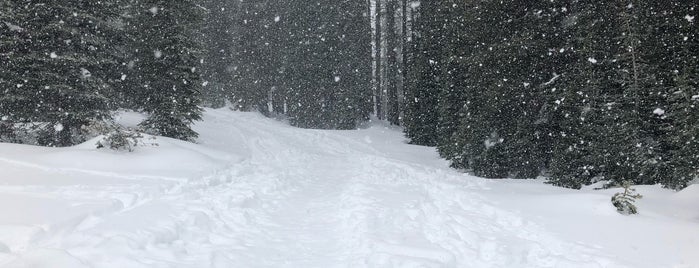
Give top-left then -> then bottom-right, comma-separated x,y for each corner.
0,121 -> 14,143
611,181 -> 643,215
96,128 -> 152,152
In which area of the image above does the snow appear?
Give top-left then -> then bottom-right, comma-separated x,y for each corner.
49,52 -> 57,59
148,7 -> 159,15
1,108 -> 697,267
2,22 -> 23,32
80,68 -> 91,79
685,15 -> 695,23
53,123 -> 63,132
588,57 -> 598,64
653,108 -> 665,116
543,73 -> 561,86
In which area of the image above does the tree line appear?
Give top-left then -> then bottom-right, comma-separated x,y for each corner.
1,0 -> 696,189
0,0 -> 203,146
200,0 -> 373,129
401,0 -> 697,189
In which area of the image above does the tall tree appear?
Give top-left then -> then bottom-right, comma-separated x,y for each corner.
0,0 -> 120,146
403,0 -> 442,146
132,0 -> 203,141
199,0 -> 238,108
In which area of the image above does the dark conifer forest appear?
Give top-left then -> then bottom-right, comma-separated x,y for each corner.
1,0 -> 697,189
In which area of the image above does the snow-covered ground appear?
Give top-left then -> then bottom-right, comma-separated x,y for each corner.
1,108 -> 697,268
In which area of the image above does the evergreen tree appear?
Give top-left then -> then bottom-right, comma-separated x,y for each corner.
198,0 -> 237,108
231,1 -> 286,113
658,0 -> 699,189
547,0 -> 621,188
0,0 -> 119,146
132,0 -> 203,141
285,0 -> 372,129
403,0 -> 443,146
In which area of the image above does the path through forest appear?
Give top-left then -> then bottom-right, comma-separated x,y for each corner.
0,110 -> 634,267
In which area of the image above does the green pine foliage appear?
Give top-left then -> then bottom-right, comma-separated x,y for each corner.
1,0 -> 695,189
229,0 -> 372,130
402,0 -> 444,146
0,0 -> 118,146
611,181 -> 643,215
1,0 -> 206,146
131,0 -> 204,141
405,0 -> 698,190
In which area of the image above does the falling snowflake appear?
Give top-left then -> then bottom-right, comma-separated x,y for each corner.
685,15 -> 695,23
588,57 -> 598,64
154,50 -> 162,59
50,52 -> 58,59
149,7 -> 159,15
334,76 -> 341,82
3,22 -> 23,32
54,123 -> 64,132
653,108 -> 665,116
80,68 -> 91,78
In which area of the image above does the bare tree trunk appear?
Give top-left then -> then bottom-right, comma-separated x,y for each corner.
369,0 -> 379,117
386,0 -> 400,124
376,0 -> 385,119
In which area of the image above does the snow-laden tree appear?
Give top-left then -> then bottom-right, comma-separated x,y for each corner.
130,0 -> 203,141
0,0 -> 120,146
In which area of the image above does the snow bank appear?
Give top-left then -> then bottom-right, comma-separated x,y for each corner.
479,180 -> 699,268
0,108 -> 697,267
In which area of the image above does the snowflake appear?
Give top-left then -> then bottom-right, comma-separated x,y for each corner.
653,108 -> 665,116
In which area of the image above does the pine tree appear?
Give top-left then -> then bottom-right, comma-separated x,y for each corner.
611,181 -> 643,215
657,0 -> 699,189
230,1 -> 287,114
403,0 -> 443,146
132,0 -> 203,141
198,0 -> 237,108
0,0 -> 119,146
546,0 -> 622,188
284,0 -> 372,129
435,0 -> 469,164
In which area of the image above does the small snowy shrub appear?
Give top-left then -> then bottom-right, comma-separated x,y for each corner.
611,181 -> 643,215
96,128 -> 151,152
91,120 -> 158,152
0,121 -> 15,143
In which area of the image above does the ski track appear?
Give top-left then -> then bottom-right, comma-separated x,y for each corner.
1,111 -> 623,268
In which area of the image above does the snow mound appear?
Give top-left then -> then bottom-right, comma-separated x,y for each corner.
675,184 -> 699,201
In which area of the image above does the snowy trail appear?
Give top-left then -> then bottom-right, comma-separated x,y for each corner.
3,109 -> 690,267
